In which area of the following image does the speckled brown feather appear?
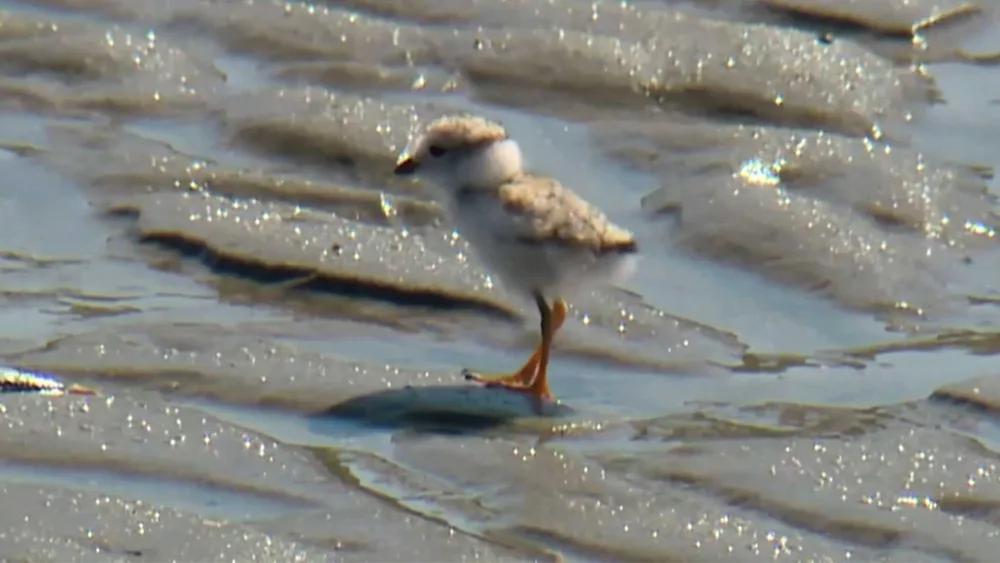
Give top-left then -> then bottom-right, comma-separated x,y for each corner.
420,115 -> 507,150
496,173 -> 638,255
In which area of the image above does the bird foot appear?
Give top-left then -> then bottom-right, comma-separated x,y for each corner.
462,368 -> 552,401
462,367 -> 528,386
66,383 -> 97,396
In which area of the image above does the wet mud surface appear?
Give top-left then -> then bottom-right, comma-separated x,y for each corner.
1,0 -> 1000,560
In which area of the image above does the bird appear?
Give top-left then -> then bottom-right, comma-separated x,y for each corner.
393,114 -> 638,402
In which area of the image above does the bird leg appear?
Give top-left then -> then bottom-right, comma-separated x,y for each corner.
463,295 -> 566,401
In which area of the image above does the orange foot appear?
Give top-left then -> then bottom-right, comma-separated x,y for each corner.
463,296 -> 566,402
66,383 -> 97,396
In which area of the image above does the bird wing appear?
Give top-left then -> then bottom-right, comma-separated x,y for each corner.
495,174 -> 637,255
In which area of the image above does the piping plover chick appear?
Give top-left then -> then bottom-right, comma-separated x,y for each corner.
394,114 -> 638,402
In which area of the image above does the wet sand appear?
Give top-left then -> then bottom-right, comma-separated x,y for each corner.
1,0 -> 1000,560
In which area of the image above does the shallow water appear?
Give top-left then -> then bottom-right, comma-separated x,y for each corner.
1,0 -> 1000,560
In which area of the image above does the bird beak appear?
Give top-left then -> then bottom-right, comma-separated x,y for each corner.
393,157 -> 418,176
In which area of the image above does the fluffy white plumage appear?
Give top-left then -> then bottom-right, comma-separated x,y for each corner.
394,114 -> 638,300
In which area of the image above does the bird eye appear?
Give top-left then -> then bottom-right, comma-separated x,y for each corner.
428,145 -> 447,157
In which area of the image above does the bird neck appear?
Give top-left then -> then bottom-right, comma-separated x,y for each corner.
458,139 -> 524,189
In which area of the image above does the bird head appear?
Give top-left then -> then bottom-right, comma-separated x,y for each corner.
393,114 -> 524,193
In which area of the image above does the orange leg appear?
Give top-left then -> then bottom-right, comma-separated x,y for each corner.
463,295 -> 566,401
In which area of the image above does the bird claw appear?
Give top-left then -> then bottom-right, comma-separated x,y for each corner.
462,368 -> 526,387
462,368 -> 550,399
